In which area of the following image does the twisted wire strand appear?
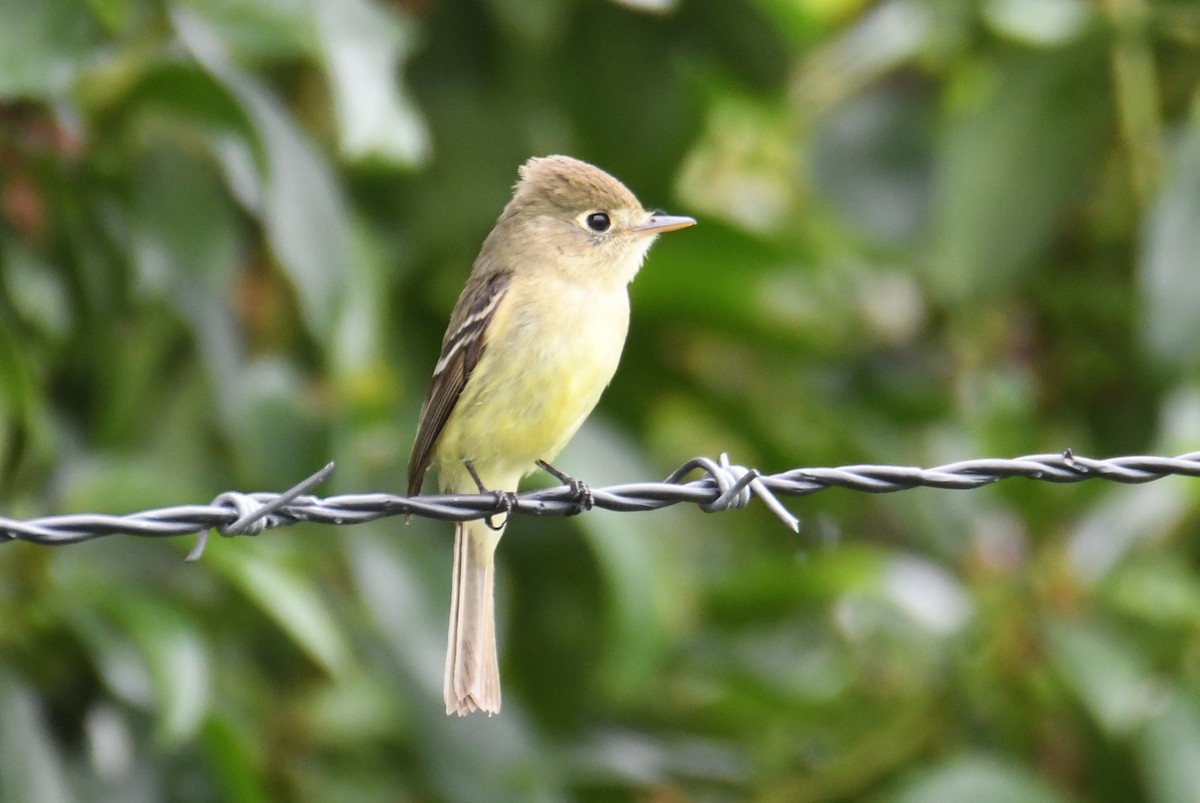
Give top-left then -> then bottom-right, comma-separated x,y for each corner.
3,450 -> 1199,558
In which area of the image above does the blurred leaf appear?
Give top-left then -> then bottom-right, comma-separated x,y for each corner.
225,359 -> 327,488
328,211 -> 394,399
1044,617 -> 1159,736
677,90 -> 797,234
130,146 -> 241,294
304,672 -> 408,743
0,314 -> 50,488
2,240 -> 70,342
208,543 -> 350,677
810,81 -> 934,245
483,0 -> 573,45
115,61 -> 255,148
568,728 -> 747,790
706,545 -> 882,625
176,0 -> 313,61
126,142 -> 250,423
84,0 -> 137,34
314,0 -> 429,166
175,7 -> 350,338
794,0 -> 936,112
201,713 -> 273,803
66,607 -> 155,711
1066,463 -> 1191,586
0,669 -> 72,803
982,0 -> 1093,47
348,535 -> 565,801
557,422 -> 692,703
929,42 -> 1109,299
0,0 -> 94,99
1139,96 -> 1200,369
879,554 -> 972,635
885,752 -> 1066,803
1136,690 -> 1200,803
611,0 -> 681,14
101,593 -> 212,742
1101,554 -> 1200,629
745,0 -> 832,45
58,455 -> 204,514
346,534 -> 445,697
631,222 -> 806,339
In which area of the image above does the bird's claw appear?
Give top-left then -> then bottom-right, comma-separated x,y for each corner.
536,460 -> 594,516
463,459 -> 518,530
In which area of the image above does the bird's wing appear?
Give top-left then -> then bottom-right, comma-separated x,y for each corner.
407,271 -> 512,496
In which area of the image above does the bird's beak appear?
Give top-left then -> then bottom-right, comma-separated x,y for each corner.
631,214 -> 696,234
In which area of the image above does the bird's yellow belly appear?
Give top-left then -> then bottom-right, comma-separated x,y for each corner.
432,280 -> 629,488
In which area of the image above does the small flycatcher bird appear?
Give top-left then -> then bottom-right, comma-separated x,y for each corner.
407,155 -> 695,716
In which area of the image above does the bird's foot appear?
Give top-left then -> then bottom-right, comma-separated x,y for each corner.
536,460 -> 594,516
463,460 -> 517,531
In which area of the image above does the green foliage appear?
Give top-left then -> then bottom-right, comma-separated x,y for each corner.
2,0 -> 1200,799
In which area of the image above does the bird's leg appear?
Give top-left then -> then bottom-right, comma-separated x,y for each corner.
535,460 -> 594,516
463,459 -> 517,531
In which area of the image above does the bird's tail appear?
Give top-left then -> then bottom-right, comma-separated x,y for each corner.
444,518 -> 502,715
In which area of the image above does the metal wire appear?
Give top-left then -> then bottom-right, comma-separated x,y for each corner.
3,449 -> 1200,559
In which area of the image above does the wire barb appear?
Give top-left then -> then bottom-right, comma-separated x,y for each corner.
185,462 -> 336,561
4,450 -> 1200,549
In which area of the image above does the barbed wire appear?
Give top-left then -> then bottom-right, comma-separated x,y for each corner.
3,449 -> 1199,559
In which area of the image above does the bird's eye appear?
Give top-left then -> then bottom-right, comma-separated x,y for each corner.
585,212 -> 611,232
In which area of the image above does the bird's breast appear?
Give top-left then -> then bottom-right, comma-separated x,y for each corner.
433,275 -> 631,483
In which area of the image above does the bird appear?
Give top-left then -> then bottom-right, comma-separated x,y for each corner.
407,155 -> 695,715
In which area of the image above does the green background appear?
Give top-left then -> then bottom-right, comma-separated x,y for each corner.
4,0 -> 1200,800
